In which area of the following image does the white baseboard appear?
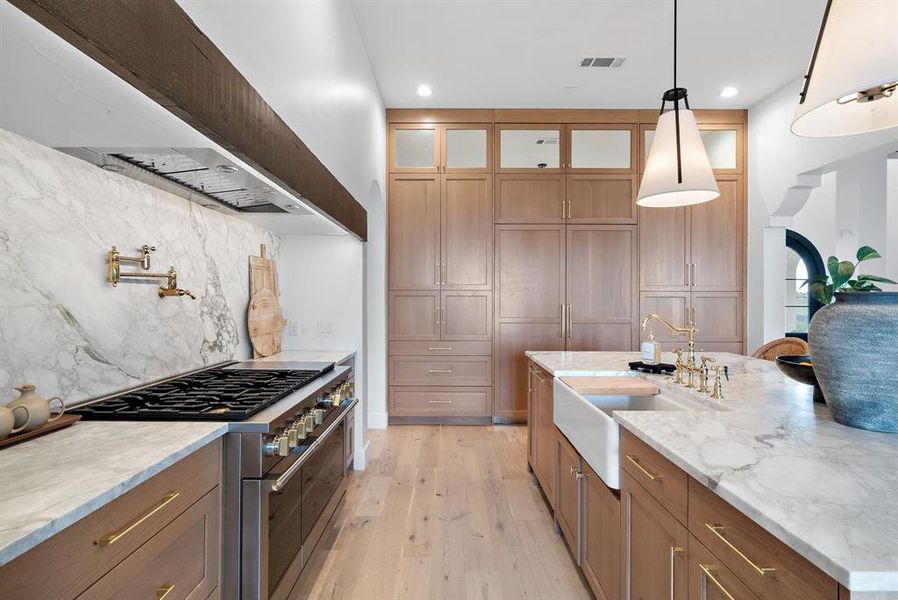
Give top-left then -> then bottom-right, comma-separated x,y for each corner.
352,439 -> 370,471
368,411 -> 388,430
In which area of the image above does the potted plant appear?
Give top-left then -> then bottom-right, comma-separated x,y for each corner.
807,246 -> 898,433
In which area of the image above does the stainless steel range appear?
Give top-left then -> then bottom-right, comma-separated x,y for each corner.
70,360 -> 357,599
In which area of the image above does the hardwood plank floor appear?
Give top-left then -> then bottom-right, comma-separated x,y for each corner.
291,425 -> 593,600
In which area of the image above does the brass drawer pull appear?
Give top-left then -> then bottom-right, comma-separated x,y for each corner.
427,369 -> 453,374
157,584 -> 176,599
625,454 -> 662,481
699,564 -> 735,600
96,491 -> 180,546
669,546 -> 684,599
705,524 -> 776,576
428,400 -> 453,404
428,347 -> 453,351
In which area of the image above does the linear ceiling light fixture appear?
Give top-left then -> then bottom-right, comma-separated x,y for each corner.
792,0 -> 898,137
636,0 -> 719,208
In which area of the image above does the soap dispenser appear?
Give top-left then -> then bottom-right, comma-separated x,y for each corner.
641,331 -> 662,365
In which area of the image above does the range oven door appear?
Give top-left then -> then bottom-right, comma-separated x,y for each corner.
242,398 -> 355,600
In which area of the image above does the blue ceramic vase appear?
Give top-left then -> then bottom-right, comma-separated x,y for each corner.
808,292 -> 898,433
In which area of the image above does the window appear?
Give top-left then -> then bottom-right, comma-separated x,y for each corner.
785,230 -> 825,340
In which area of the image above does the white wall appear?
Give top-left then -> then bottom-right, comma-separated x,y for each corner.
177,1 -> 390,451
747,77 -> 898,349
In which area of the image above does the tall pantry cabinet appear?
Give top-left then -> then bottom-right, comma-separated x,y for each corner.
387,110 -> 747,423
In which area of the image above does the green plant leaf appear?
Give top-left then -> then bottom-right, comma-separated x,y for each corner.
856,246 -> 881,262
830,260 -> 855,290
858,274 -> 897,284
827,256 -> 839,280
810,281 -> 832,304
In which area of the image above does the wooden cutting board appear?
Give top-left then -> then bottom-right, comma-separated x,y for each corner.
247,288 -> 284,357
249,243 -> 279,297
560,376 -> 659,396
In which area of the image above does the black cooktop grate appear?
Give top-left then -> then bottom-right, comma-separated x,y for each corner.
70,366 -> 332,421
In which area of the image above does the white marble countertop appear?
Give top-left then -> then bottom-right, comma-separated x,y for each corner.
0,421 -> 228,566
526,351 -> 898,592
256,349 -> 356,365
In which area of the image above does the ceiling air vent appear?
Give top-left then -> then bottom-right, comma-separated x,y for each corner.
580,57 -> 627,68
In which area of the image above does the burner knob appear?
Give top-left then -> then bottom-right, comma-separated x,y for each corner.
277,434 -> 290,457
304,414 -> 314,433
263,434 -> 290,457
286,424 -> 299,448
313,408 -> 325,425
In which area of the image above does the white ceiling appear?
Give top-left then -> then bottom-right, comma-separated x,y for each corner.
349,0 -> 826,109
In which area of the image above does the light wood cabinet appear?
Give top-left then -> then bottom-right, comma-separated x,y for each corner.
494,174 -> 565,223
565,124 -> 637,174
389,291 -> 440,341
496,124 -> 563,173
555,429 -> 581,558
496,324 -> 563,421
690,177 -> 744,291
582,462 -> 620,600
566,174 -> 638,223
640,291 -> 743,347
640,204 -> 690,291
441,291 -> 492,340
390,387 -> 491,418
621,471 -> 689,600
441,174 -> 493,289
389,124 -> 440,173
527,363 -> 556,507
389,123 -> 491,173
495,224 -> 566,322
689,535 -> 760,600
388,174 -> 440,290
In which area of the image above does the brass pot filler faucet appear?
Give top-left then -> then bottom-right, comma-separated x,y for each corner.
641,313 -> 728,399
107,245 -> 196,299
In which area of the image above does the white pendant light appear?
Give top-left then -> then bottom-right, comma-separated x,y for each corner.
636,0 -> 719,208
792,0 -> 898,137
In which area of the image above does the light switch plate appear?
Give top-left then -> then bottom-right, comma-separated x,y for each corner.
317,321 -> 334,337
288,320 -> 300,336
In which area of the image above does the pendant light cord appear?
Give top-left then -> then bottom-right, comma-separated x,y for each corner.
673,0 -> 683,184
673,0 -> 677,90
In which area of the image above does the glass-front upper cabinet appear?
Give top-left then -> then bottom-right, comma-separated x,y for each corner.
641,123 -> 743,173
443,124 -> 491,173
496,125 -> 563,173
565,124 -> 636,173
389,124 -> 491,173
390,124 -> 440,173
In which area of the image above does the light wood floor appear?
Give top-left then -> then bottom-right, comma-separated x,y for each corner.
292,425 -> 593,600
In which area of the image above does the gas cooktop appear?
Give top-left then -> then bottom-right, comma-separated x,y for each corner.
70,362 -> 334,421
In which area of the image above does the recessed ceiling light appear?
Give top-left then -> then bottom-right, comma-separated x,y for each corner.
417,84 -> 433,97
216,164 -> 239,174
719,86 -> 738,98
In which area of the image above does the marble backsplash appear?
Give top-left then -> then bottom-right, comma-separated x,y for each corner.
0,128 -> 279,405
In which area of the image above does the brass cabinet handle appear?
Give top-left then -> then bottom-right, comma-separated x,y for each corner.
567,304 -> 573,339
428,400 -> 453,404
705,524 -> 776,576
560,304 -> 566,338
670,546 -> 684,599
686,262 -> 690,286
156,584 -> 176,600
428,369 -> 453,374
699,564 -> 735,600
435,261 -> 440,287
625,454 -> 662,481
428,347 -> 453,351
691,263 -> 696,287
97,491 -> 180,546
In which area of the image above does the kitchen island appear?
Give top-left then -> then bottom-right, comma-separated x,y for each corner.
526,351 -> 898,597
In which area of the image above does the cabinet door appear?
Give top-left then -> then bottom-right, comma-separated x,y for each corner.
567,175 -> 637,223
389,174 -> 440,290
495,225 -> 566,322
692,292 -> 743,343
688,535 -> 759,600
621,472 -> 688,600
441,291 -> 492,341
640,292 -> 690,343
535,368 -> 556,508
566,124 -> 636,174
582,462 -> 620,600
527,365 -> 539,467
568,323 -> 634,351
555,429 -> 582,562
496,124 -> 563,173
494,323 -> 563,422
567,225 -> 637,323
442,174 -> 493,290
389,292 -> 440,341
389,124 -> 440,173
641,124 -> 743,175
494,174 -> 565,223
639,205 -> 690,290
690,177 -> 744,291
442,124 -> 491,173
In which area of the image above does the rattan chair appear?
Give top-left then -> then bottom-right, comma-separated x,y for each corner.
751,337 -> 810,361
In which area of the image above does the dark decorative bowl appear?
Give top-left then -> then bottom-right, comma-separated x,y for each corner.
775,355 -> 825,404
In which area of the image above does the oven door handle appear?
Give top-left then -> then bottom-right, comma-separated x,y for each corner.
266,397 -> 357,493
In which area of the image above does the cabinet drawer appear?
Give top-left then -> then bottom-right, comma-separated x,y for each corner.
689,534 -> 759,600
390,387 -> 491,417
78,487 -> 220,600
689,481 -> 838,600
389,341 -> 492,356
0,441 -> 221,600
389,356 -> 492,386
620,429 -> 687,525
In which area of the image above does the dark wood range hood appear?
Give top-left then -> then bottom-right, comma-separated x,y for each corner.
9,0 -> 367,240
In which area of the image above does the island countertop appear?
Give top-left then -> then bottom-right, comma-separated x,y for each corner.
526,351 -> 898,593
